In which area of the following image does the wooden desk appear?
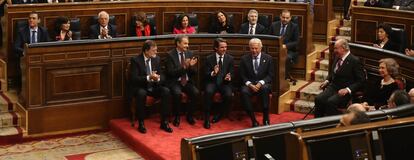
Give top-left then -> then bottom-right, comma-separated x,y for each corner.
5,0 -> 313,79
352,6 -> 414,46
20,34 -> 288,135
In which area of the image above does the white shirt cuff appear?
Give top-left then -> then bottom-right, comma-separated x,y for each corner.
211,71 -> 215,77
259,80 -> 265,85
245,81 -> 252,86
146,75 -> 151,82
346,87 -> 352,94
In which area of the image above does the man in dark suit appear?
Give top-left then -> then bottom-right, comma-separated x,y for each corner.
14,12 -> 50,92
203,38 -> 234,129
268,9 -> 299,84
239,38 -> 274,127
239,9 -> 267,35
343,0 -> 351,20
314,39 -> 365,117
393,0 -> 414,11
89,11 -> 117,39
166,35 -> 200,127
129,40 -> 172,134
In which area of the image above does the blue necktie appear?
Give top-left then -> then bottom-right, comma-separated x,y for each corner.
280,24 -> 286,36
31,30 -> 36,44
253,56 -> 259,74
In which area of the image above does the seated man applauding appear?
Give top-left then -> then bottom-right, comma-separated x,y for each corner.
130,40 -> 172,134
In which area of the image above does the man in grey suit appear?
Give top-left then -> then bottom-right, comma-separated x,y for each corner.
239,38 -> 274,127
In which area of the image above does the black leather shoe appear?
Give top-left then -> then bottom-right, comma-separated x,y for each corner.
138,121 -> 147,134
173,116 -> 180,127
203,120 -> 211,129
252,120 -> 259,127
187,115 -> 196,125
160,121 -> 173,133
263,119 -> 270,126
211,114 -> 222,123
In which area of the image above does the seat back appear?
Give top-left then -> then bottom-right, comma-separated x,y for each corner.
70,18 -> 81,40
390,27 -> 408,53
173,13 -> 199,33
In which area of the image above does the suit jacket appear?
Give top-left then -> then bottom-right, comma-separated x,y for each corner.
204,53 -> 234,85
239,22 -> 267,35
374,40 -> 399,52
394,0 -> 414,10
165,49 -> 197,87
326,53 -> 365,92
268,21 -> 299,52
239,53 -> 274,86
14,26 -> 50,57
89,23 -> 117,39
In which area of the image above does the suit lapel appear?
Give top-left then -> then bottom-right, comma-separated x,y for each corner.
138,54 -> 146,75
275,23 -> 281,36
172,50 -> 180,67
247,55 -> 254,75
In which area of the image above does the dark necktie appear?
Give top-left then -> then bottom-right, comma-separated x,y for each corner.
180,52 -> 188,86
334,58 -> 343,73
145,59 -> 151,75
253,56 -> 259,74
280,24 -> 286,36
249,25 -> 254,35
31,30 -> 36,44
217,56 -> 223,85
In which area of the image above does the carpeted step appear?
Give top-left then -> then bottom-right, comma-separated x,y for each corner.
341,19 -> 352,27
0,112 -> 21,128
336,26 -> 351,37
288,99 -> 314,114
295,81 -> 323,102
0,126 -> 23,145
313,59 -> 329,71
0,92 -> 14,113
309,70 -> 329,82
318,48 -> 330,60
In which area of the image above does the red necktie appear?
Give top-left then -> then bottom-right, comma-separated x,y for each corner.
180,52 -> 187,86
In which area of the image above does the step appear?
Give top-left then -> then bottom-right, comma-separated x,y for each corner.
0,112 -> 21,128
295,81 -> 323,102
308,70 -> 329,82
0,126 -> 23,145
337,26 -> 351,37
340,19 -> 352,28
318,48 -> 330,60
313,59 -> 329,71
0,92 -> 14,113
287,99 -> 314,114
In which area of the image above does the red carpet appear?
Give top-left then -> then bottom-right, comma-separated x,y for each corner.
110,112 -> 313,160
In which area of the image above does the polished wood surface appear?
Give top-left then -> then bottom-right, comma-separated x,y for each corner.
313,0 -> 335,40
5,0 -> 313,79
20,34 -> 288,134
352,6 -> 414,46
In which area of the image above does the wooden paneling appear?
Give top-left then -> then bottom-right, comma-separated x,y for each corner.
313,0 -> 334,40
5,1 -> 313,79
20,34 -> 288,135
352,6 -> 414,46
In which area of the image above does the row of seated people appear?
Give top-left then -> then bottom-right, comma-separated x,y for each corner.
372,23 -> 413,54
127,36 -> 275,134
314,38 -> 414,118
14,9 -> 300,82
363,0 -> 414,11
342,0 -> 414,20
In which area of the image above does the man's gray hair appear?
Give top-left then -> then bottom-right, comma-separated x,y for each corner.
336,38 -> 350,51
98,11 -> 109,18
248,9 -> 258,16
249,38 -> 262,47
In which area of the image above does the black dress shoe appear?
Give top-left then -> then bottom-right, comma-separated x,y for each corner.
173,116 -> 180,127
252,120 -> 259,127
160,121 -> 173,133
263,120 -> 270,126
203,120 -> 211,129
211,114 -> 222,123
186,115 -> 196,125
138,121 -> 147,134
